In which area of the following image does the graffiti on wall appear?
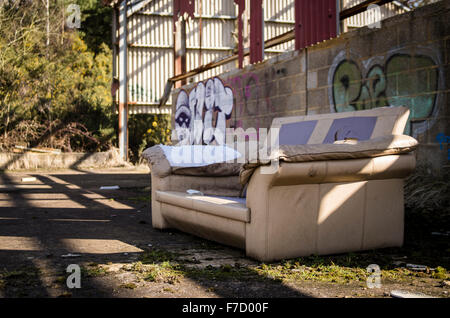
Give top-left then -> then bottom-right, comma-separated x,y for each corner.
328,49 -> 443,136
174,77 -> 233,145
223,67 -> 281,139
436,133 -> 450,160
225,67 -> 278,118
173,65 -> 289,143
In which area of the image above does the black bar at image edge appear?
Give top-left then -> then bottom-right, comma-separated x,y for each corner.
0,298 -> 446,315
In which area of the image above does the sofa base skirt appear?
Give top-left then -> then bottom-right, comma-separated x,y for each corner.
159,203 -> 247,249
246,178 -> 406,262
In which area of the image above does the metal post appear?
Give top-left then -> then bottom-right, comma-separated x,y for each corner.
234,0 -> 245,69
295,0 -> 303,51
112,8 -> 117,86
173,0 -> 194,88
198,0 -> 203,66
118,0 -> 128,161
173,17 -> 187,88
250,0 -> 263,64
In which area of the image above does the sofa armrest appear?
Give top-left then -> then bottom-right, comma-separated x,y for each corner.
142,145 -> 172,178
244,153 -> 416,261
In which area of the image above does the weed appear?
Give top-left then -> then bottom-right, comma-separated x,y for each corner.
120,283 -> 137,289
127,260 -> 182,284
81,265 -> 108,277
163,287 -> 175,293
138,249 -> 178,264
432,267 -> 448,280
128,196 -> 150,202
54,276 -> 66,284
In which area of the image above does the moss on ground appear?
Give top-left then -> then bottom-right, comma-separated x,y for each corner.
0,267 -> 41,289
81,264 -> 109,278
123,245 -> 449,288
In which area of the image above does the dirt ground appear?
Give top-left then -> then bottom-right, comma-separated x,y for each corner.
0,167 -> 448,298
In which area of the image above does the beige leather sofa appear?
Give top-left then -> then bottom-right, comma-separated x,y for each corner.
143,106 -> 418,262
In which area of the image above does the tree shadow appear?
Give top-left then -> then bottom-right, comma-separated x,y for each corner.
0,170 -> 312,298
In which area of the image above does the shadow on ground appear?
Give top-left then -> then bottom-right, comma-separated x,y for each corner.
0,168 -> 313,298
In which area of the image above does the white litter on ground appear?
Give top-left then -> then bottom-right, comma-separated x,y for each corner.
100,185 -> 120,190
431,231 -> 449,236
390,290 -> 435,298
61,253 -> 81,258
406,264 -> 429,271
21,177 -> 37,182
187,189 -> 204,196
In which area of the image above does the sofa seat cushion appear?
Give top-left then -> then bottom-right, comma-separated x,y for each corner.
155,191 -> 250,223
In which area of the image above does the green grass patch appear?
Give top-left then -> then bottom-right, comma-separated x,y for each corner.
130,222 -> 450,288
119,283 -> 137,289
125,261 -> 182,284
81,264 -> 108,277
138,249 -> 179,264
184,264 -> 259,282
0,268 -> 41,288
252,251 -> 449,285
0,268 -> 40,280
54,276 -> 66,284
127,195 -> 150,202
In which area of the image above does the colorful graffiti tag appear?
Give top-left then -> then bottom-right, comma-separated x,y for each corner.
328,49 -> 442,135
174,77 -> 233,145
436,133 -> 450,160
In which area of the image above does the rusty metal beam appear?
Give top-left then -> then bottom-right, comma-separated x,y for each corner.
250,0 -> 263,64
173,0 -> 195,20
173,16 -> 187,88
173,0 -> 195,88
118,0 -> 128,161
234,0 -> 245,69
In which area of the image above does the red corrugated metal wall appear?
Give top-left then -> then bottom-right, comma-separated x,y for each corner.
295,0 -> 337,51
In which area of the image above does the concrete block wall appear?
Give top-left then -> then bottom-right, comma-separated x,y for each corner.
172,0 -> 450,174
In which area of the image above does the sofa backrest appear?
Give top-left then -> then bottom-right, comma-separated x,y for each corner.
271,106 -> 410,145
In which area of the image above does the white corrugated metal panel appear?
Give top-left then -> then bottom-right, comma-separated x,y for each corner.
342,0 -> 407,29
346,3 -> 405,28
127,0 -> 173,114
263,0 -> 295,56
264,0 -> 295,22
264,21 -> 295,54
122,0 -> 297,114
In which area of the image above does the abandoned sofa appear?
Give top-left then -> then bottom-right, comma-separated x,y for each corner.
142,106 -> 418,262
